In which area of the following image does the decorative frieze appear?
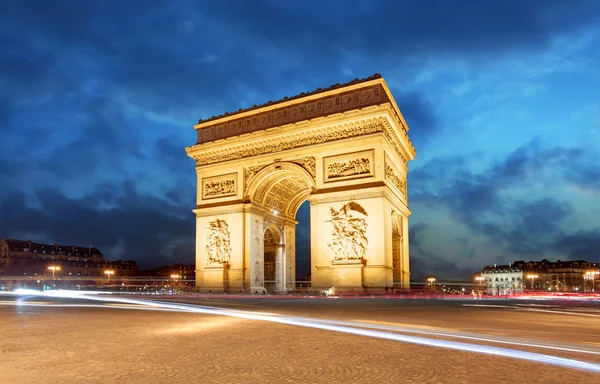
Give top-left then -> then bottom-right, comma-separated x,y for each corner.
323,149 -> 374,183
196,84 -> 388,144
206,219 -> 232,265
192,119 -> 386,166
202,173 -> 237,200
327,202 -> 369,261
384,161 -> 406,198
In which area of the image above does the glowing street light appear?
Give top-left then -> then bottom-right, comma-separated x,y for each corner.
47,266 -> 61,280
475,276 -> 485,285
170,274 -> 181,294
426,276 -> 437,288
104,270 -> 115,282
526,274 -> 539,290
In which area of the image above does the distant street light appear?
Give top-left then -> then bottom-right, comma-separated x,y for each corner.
526,274 -> 539,290
104,270 -> 115,282
426,276 -> 436,288
48,266 -> 61,280
170,274 -> 181,294
475,276 -> 485,285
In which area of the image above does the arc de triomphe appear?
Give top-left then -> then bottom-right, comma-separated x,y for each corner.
185,74 -> 416,293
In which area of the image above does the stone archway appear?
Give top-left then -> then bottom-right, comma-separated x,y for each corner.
187,74 -> 416,293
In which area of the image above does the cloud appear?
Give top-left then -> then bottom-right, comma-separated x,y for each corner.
0,182 -> 195,269
395,92 -> 439,148
552,230 -> 600,261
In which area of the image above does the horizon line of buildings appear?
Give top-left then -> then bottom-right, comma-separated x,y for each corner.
479,258 -> 599,295
0,238 -> 195,287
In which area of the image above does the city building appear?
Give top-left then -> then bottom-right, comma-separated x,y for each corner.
481,264 -> 524,295
0,238 -> 139,278
480,259 -> 600,295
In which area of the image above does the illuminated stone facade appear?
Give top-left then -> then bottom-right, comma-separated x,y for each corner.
186,75 -> 416,293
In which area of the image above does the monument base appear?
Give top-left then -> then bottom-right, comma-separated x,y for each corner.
201,263 -> 229,293
250,286 -> 267,294
331,259 -> 365,292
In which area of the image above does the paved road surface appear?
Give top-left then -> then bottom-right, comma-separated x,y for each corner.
1,293 -> 599,383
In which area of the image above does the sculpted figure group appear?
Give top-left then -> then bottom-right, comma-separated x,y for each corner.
206,219 -> 232,264
327,202 -> 369,261
327,158 -> 370,179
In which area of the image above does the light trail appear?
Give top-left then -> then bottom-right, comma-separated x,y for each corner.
4,290 -> 600,374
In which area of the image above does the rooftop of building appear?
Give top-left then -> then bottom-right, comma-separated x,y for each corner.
1,238 -> 103,257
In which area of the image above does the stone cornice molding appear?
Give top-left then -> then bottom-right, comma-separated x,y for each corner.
193,205 -> 245,218
309,188 -> 387,205
188,107 -> 415,167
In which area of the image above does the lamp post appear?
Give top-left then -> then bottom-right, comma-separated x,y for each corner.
475,276 -> 485,285
104,270 -> 115,284
426,276 -> 436,289
170,274 -> 180,295
526,274 -> 539,290
48,266 -> 61,280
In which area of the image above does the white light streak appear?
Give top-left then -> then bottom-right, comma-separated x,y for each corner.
3,290 -> 600,373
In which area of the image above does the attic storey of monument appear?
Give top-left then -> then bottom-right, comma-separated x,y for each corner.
186,74 -> 416,293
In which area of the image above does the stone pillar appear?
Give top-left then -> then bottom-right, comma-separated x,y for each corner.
284,223 -> 296,291
401,214 -> 410,289
247,213 -> 266,293
274,244 -> 285,293
392,233 -> 402,289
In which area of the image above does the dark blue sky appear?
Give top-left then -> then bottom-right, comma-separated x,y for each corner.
1,0 -> 599,280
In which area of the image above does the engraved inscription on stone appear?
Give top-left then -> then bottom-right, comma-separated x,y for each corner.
327,202 -> 368,261
328,158 -> 370,179
206,219 -> 232,265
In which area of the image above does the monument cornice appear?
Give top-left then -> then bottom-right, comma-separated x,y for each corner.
187,107 -> 415,167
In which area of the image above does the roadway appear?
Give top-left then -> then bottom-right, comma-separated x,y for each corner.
0,292 -> 599,383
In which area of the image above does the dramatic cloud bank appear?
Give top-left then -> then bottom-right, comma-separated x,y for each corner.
1,0 -> 599,279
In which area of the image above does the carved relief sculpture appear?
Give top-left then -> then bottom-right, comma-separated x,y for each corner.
291,156 -> 316,178
323,150 -> 375,182
328,158 -> 370,179
206,219 -> 232,265
385,163 -> 406,197
202,173 -> 237,199
204,179 -> 235,197
244,165 -> 265,193
327,202 -> 369,261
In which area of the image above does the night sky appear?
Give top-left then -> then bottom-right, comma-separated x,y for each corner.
1,0 -> 599,281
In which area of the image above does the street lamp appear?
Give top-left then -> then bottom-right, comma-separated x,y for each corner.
104,270 -> 115,282
426,276 -> 436,288
526,274 -> 539,290
48,266 -> 61,280
475,276 -> 485,285
170,274 -> 181,295
585,271 -> 599,292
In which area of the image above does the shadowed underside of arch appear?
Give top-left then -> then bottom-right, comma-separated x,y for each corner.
249,163 -> 315,218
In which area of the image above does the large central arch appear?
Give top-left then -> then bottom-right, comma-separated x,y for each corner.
187,74 -> 415,293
